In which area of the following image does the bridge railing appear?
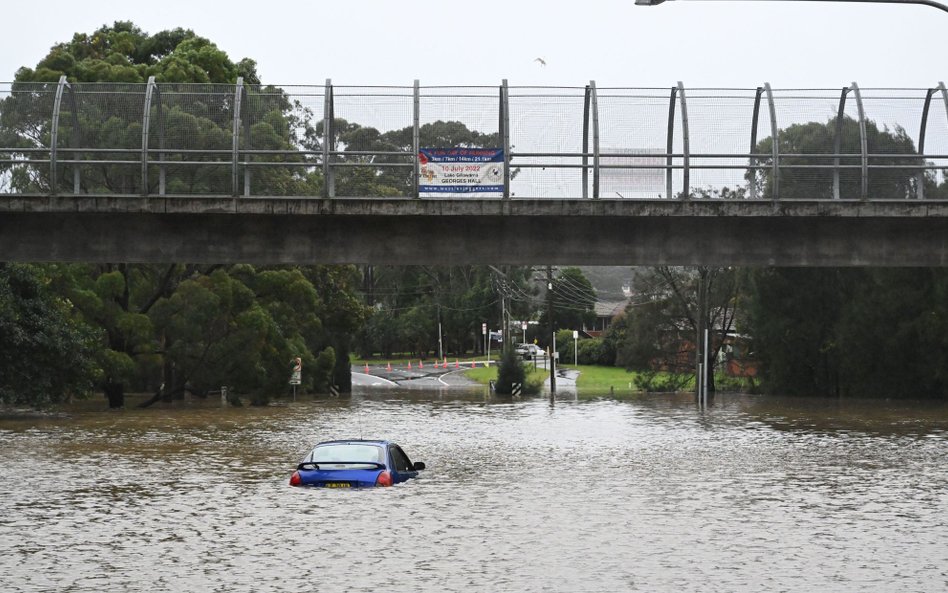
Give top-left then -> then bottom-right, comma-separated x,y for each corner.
1,79 -> 946,200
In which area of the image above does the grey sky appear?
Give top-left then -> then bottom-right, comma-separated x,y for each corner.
2,0 -> 945,89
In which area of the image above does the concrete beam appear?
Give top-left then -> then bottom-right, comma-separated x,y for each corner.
1,196 -> 947,266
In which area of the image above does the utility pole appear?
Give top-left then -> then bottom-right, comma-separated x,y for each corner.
437,303 -> 443,361
547,265 -> 556,398
500,283 -> 507,354
695,267 -> 709,404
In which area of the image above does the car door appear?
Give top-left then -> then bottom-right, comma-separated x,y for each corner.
388,444 -> 418,483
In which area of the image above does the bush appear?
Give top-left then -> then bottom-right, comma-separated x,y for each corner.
495,347 -> 526,395
577,338 -> 612,366
633,370 -> 691,393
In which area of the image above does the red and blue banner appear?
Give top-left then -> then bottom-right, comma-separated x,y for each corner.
419,148 -> 505,193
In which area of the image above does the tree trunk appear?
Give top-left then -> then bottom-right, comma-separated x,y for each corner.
334,336 -> 352,394
103,381 -> 124,408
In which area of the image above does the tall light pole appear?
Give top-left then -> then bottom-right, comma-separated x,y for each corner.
634,0 -> 948,15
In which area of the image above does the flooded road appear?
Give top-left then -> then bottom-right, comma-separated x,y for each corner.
1,389 -> 946,592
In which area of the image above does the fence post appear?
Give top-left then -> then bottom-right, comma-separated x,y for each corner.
940,81 -> 948,124
242,82 -> 252,197
582,85 -> 590,199
749,86 -> 763,200
850,82 -> 868,201
322,79 -> 335,199
50,75 -> 68,196
500,79 -> 511,199
590,80 -> 600,199
142,76 -> 156,196
678,81 -> 690,200
65,84 -> 81,194
665,85 -> 677,200
765,83 -> 780,202
413,79 -> 420,198
833,86 -> 850,200
916,87 -> 936,200
231,77 -> 244,197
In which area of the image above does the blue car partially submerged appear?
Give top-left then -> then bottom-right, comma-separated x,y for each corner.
289,439 -> 425,488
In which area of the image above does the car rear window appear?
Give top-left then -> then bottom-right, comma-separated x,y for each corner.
308,444 -> 384,468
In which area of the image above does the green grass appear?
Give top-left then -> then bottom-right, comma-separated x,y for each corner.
565,364 -> 641,391
354,354 -> 717,399
464,365 -> 496,383
464,365 -> 547,389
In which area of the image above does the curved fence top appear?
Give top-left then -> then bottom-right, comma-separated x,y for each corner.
1,79 -> 947,201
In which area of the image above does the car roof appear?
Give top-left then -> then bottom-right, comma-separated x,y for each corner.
314,439 -> 391,447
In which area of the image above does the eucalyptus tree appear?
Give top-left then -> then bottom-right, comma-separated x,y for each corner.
0,22 -> 361,405
746,118 -> 947,398
0,264 -> 100,406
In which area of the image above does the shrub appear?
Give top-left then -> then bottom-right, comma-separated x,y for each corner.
495,347 -> 526,396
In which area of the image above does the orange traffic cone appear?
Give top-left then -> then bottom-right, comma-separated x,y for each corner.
419,360 -> 424,369
456,359 -> 460,368
364,363 -> 370,373
387,362 -> 392,371
471,360 -> 476,368
408,361 -> 412,370
443,357 -> 448,368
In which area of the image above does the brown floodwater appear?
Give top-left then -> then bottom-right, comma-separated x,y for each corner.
1,388 -> 946,592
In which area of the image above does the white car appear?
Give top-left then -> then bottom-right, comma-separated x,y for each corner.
515,343 -> 543,359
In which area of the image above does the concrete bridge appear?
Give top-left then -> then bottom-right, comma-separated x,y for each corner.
2,80 -> 947,266
3,195 -> 946,266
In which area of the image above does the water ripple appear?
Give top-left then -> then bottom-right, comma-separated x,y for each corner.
1,392 -> 945,592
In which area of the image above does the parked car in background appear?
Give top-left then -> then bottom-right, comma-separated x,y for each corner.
514,343 -> 543,359
289,440 -> 425,488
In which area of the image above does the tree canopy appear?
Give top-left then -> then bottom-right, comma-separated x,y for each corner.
745,119 -> 948,398
0,264 -> 100,406
16,21 -> 259,84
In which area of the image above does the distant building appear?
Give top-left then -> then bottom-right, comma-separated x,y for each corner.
584,299 -> 630,337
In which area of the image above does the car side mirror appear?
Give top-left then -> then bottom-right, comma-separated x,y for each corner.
413,462 -> 426,471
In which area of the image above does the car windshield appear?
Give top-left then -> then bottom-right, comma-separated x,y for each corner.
308,444 -> 384,468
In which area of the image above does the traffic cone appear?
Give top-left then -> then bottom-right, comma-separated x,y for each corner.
419,360 -> 424,369
456,359 -> 460,368
364,363 -> 370,373
471,360 -> 476,368
443,357 -> 448,368
408,361 -> 412,370
387,362 -> 392,371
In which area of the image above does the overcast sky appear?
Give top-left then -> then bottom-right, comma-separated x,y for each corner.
2,0 -> 946,89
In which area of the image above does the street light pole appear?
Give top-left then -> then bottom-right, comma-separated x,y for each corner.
547,265 -> 556,398
634,0 -> 948,15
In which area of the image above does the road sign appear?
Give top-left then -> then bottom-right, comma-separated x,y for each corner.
290,357 -> 302,385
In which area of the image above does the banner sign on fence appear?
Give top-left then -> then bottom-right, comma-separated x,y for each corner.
419,148 -> 505,193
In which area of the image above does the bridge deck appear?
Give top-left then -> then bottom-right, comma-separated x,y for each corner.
2,196 -> 947,266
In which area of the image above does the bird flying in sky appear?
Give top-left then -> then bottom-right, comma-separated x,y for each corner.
534,57 -> 547,66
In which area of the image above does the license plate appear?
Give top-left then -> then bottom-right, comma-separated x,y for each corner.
324,482 -> 351,488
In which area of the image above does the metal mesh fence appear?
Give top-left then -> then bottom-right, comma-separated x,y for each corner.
598,88 -> 677,199
509,87 -> 587,198
333,86 -> 414,198
1,80 -> 947,200
242,85 -> 323,196
0,82 -> 58,193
